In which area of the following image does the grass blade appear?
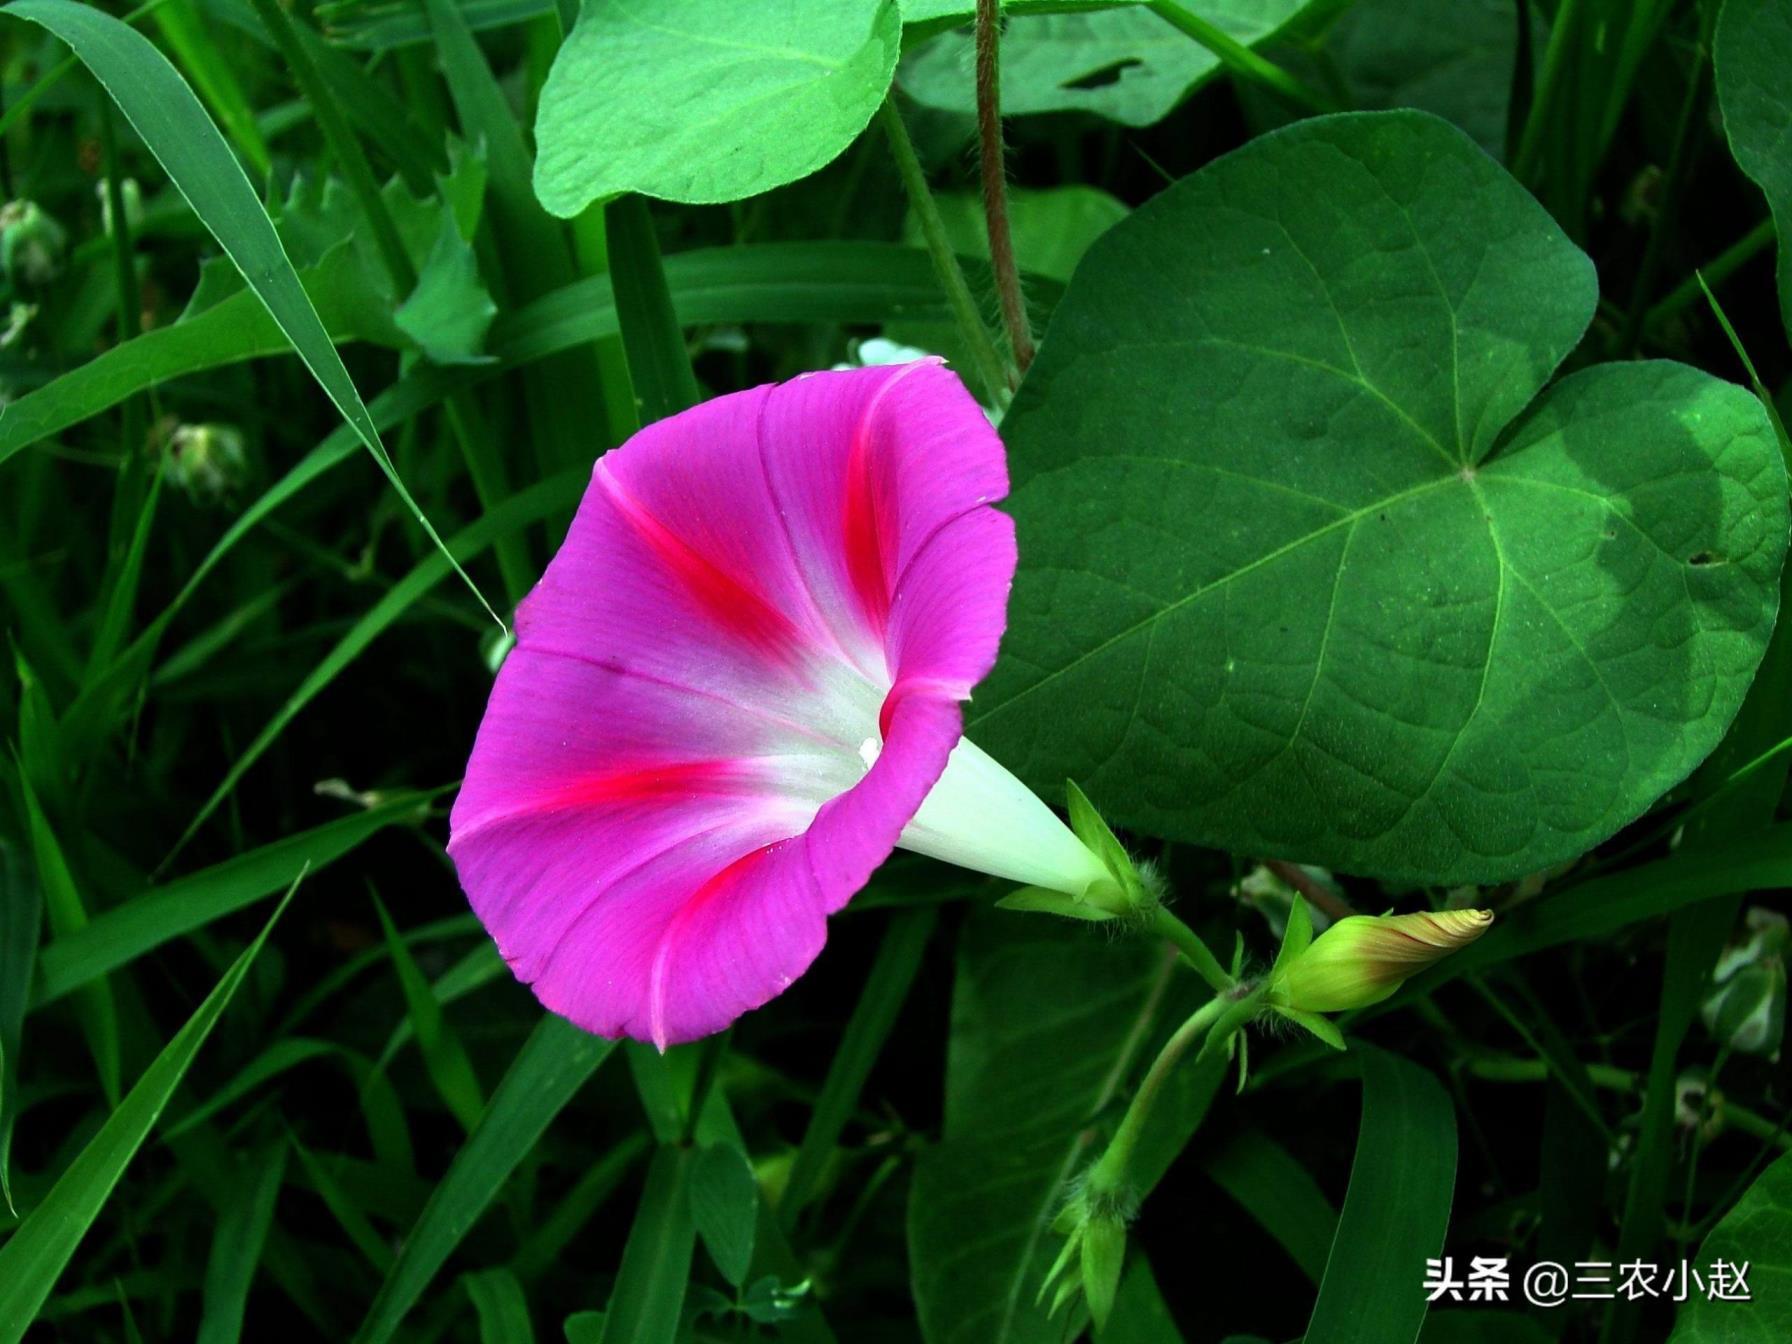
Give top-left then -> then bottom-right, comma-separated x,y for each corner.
196,1140 -> 287,1344
17,768 -> 119,1106
351,1014 -> 616,1344
1303,1046 -> 1457,1344
33,791 -> 436,1007
0,877 -> 298,1341
604,194 -> 697,423
1201,1130 -> 1338,1284
0,840 -> 42,1215
149,0 -> 272,178
781,907 -> 934,1227
0,0 -> 498,624
167,468 -> 584,861
598,1145 -> 696,1344
372,892 -> 484,1133
463,1267 -> 535,1344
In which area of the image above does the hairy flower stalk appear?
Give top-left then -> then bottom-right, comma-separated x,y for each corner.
1045,979 -> 1263,1328
450,361 -> 1115,1048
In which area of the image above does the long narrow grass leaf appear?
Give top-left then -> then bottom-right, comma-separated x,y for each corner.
0,878 -> 298,1340
168,469 -> 583,861
0,0 -> 498,624
351,1015 -> 616,1344
196,1141 -> 287,1344
372,893 -> 484,1132
1303,1046 -> 1456,1344
34,792 -> 436,1006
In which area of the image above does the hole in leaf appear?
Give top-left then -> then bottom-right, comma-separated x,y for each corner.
1061,58 -> 1143,90
1687,551 -> 1725,567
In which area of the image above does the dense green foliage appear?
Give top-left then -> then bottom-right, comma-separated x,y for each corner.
2,1 -> 1791,1342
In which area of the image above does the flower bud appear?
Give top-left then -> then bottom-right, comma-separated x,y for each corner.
162,423 -> 248,502
0,200 -> 67,285
1270,908 -> 1493,1014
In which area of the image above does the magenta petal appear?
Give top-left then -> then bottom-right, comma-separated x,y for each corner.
449,362 -> 1011,1046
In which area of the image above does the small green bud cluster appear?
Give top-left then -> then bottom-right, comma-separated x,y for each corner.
162,423 -> 249,503
1,201 -> 67,286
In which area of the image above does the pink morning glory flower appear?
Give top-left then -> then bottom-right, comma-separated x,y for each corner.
448,360 -> 1112,1048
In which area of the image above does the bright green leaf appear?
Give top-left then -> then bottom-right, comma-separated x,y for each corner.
973,110 -> 1787,884
395,213 -> 496,364
533,0 -> 901,211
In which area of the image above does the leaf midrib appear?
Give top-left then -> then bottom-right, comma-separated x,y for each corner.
971,472 -> 1461,728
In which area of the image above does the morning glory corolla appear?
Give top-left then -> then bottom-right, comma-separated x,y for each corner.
450,361 -> 1112,1047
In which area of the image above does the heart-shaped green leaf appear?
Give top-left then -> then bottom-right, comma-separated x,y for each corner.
1716,0 -> 1792,339
533,0 -> 899,212
972,111 -> 1786,883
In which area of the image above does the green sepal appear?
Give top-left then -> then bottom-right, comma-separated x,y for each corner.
1267,896 -> 1316,986
1037,1223 -> 1082,1306
1065,779 -> 1155,913
1080,1214 -> 1125,1332
997,886 -> 1117,923
1048,1271 -> 1082,1319
1274,1005 -> 1347,1052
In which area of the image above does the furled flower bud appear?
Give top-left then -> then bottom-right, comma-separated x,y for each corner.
0,200 -> 67,285
1271,908 -> 1493,1015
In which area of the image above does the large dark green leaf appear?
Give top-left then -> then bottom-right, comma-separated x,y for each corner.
973,110 -> 1786,884
1716,0 -> 1792,339
533,0 -> 900,211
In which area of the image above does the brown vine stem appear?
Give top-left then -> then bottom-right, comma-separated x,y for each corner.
1265,858 -> 1357,922
974,0 -> 1033,381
